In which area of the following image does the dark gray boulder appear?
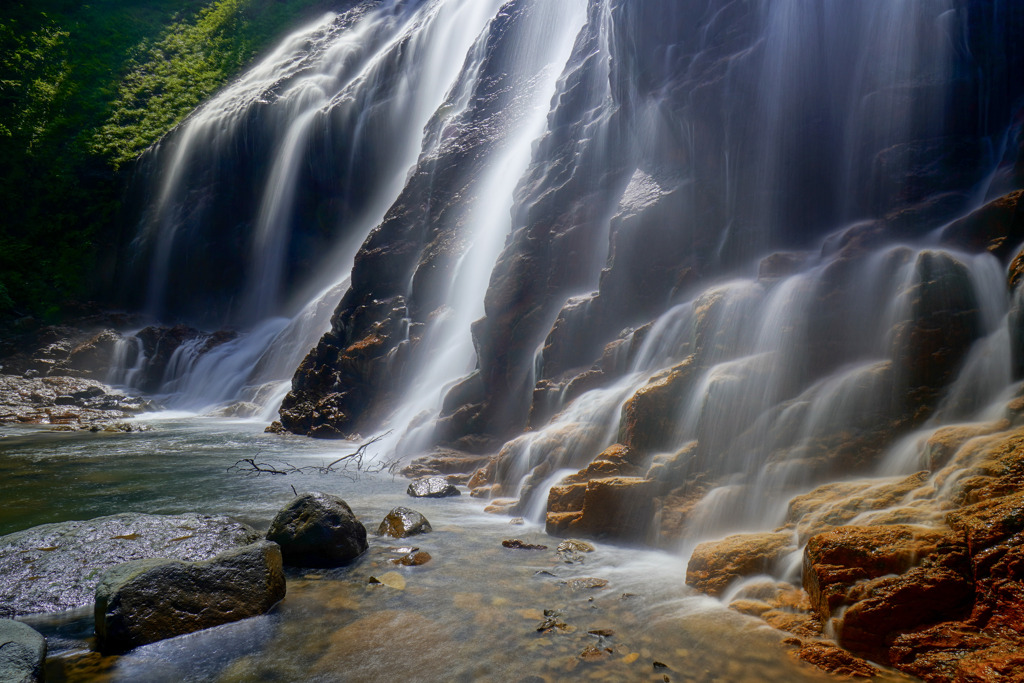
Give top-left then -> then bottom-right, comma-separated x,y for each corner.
265,492 -> 367,567
0,619 -> 46,683
376,507 -> 432,538
0,513 -> 262,617
407,476 -> 460,498
95,540 -> 285,654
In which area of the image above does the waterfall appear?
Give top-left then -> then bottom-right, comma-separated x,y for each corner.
121,0 -> 1023,564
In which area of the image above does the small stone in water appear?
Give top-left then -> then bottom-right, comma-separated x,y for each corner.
653,660 -> 670,670
564,577 -> 609,591
503,539 -> 548,550
390,551 -> 431,566
579,645 -> 609,661
557,539 -> 595,553
509,517 -> 525,525
622,653 -> 640,664
368,572 -> 406,590
588,628 -> 614,637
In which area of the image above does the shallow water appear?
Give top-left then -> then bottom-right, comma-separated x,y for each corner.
1,418 -> 892,682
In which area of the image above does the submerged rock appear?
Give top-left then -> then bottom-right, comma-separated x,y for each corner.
266,492 -> 368,567
95,540 -> 286,653
502,539 -> 548,550
0,513 -> 261,617
0,619 -> 46,683
376,507 -> 432,538
407,476 -> 460,498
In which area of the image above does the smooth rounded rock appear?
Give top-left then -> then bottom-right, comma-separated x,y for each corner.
0,512 -> 261,618
95,540 -> 285,654
0,619 -> 46,683
266,492 -> 368,567
407,476 -> 460,498
376,507 -> 432,538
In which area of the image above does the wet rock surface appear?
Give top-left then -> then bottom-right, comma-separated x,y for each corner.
95,540 -> 286,653
266,492 -> 368,567
0,513 -> 261,617
0,375 -> 151,428
406,476 -> 460,498
686,533 -> 797,597
0,619 -> 46,683
376,507 -> 432,538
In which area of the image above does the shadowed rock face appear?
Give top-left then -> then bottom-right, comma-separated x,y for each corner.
0,619 -> 46,683
94,540 -> 286,654
279,0 -> 1024,457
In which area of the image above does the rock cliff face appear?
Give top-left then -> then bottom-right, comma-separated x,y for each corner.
265,1 -> 1024,678
281,0 -> 1024,452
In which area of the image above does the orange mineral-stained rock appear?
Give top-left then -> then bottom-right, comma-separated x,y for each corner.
802,524 -> 954,621
685,532 -> 796,597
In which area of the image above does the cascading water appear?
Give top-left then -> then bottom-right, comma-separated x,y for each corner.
118,0 -> 585,415
119,0 -> 1023,606
8,0 -> 1024,679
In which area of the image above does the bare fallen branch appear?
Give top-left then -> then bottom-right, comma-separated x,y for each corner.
227,432 -> 398,479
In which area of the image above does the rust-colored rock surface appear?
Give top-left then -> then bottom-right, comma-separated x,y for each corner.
685,532 -> 796,597
545,476 -> 658,542
802,524 -> 954,621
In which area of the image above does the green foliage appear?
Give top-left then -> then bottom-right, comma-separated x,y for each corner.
0,0 -> 330,321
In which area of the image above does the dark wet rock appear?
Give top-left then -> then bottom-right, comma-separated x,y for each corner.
536,609 -> 574,634
266,492 -> 368,567
940,190 -> 1024,262
889,623 -> 1024,683
0,513 -> 261,617
686,532 -> 797,597
95,540 -> 286,654
376,507 -> 432,538
0,619 -> 46,683
407,476 -> 460,498
502,539 -> 548,550
264,420 -> 288,435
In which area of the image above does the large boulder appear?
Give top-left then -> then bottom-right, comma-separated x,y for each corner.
266,492 -> 368,567
0,513 -> 261,617
376,507 -> 432,538
95,540 -> 286,654
0,619 -> 46,683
